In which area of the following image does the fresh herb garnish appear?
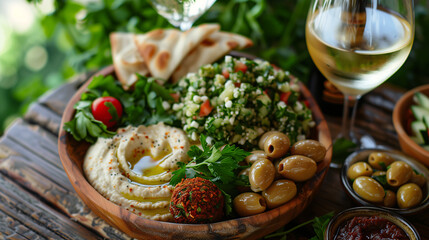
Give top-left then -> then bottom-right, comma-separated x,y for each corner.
372,174 -> 388,188
332,138 -> 357,165
64,74 -> 176,143
378,161 -> 387,170
264,212 -> 334,240
170,134 -> 251,215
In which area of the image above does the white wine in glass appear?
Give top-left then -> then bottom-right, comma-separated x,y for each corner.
305,0 -> 414,148
150,0 -> 217,31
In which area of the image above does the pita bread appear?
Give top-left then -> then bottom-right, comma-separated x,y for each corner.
171,31 -> 253,83
110,32 -> 149,90
134,24 -> 220,82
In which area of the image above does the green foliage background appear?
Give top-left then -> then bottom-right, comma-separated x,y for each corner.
1,0 -> 428,135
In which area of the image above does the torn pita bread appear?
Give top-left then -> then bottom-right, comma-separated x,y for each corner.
110,32 -> 149,90
134,24 -> 220,81
171,31 -> 253,83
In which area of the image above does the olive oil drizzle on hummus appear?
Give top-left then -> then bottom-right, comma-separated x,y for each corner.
121,193 -> 171,204
121,143 -> 173,185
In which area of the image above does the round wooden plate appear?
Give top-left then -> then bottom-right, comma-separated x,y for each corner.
58,60 -> 332,240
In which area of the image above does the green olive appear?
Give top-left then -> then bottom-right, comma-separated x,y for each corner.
259,131 -> 290,159
249,159 -> 276,192
273,159 -> 283,180
386,161 -> 413,187
410,171 -> 426,188
397,183 -> 423,209
371,171 -> 386,177
258,131 -> 275,150
278,155 -> 317,182
368,152 -> 395,170
347,162 -> 373,180
233,192 -> 267,217
383,190 -> 397,208
245,150 -> 269,165
290,140 -> 326,162
353,176 -> 385,203
262,179 -> 297,209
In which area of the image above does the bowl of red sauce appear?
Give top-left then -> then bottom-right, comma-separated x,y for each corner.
325,207 -> 420,240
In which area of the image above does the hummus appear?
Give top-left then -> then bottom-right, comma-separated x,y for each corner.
83,122 -> 190,221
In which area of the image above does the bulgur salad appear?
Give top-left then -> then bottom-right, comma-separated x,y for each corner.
172,55 -> 314,148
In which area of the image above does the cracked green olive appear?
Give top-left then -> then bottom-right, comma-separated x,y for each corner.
386,161 -> 413,187
353,176 -> 385,203
249,159 -> 275,192
259,131 -> 290,159
383,190 -> 396,208
278,155 -> 317,182
245,150 -> 269,165
368,152 -> 395,170
410,171 -> 426,188
397,183 -> 422,209
347,162 -> 373,180
290,140 -> 326,162
262,179 -> 297,209
233,192 -> 266,217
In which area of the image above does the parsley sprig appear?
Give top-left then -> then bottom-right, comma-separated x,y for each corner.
170,135 -> 251,215
64,74 -> 176,143
265,212 -> 334,240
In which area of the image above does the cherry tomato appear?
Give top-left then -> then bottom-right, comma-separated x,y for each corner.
235,62 -> 248,73
91,96 -> 123,128
280,92 -> 292,104
199,100 -> 213,117
222,69 -> 230,79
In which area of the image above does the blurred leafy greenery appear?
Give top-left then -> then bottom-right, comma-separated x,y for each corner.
0,0 -> 428,135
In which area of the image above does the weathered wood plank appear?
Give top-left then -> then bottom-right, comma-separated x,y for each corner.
24,103 -> 62,136
0,210 -> 44,240
3,119 -> 62,170
0,135 -> 74,191
0,173 -> 98,240
37,72 -> 92,117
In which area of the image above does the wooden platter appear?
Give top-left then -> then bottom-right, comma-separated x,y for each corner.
58,60 -> 332,239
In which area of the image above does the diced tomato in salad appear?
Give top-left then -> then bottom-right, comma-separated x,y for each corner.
280,92 -> 292,104
170,93 -> 180,102
199,100 -> 213,117
234,62 -> 248,73
222,62 -> 248,80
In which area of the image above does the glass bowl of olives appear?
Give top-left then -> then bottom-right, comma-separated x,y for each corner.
341,149 -> 429,215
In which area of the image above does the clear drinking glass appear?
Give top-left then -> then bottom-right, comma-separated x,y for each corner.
150,0 -> 217,31
305,0 -> 415,146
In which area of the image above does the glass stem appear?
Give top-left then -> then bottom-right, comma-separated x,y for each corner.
179,21 -> 193,31
341,94 -> 361,143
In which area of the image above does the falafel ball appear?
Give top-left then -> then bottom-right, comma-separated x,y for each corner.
170,177 -> 224,223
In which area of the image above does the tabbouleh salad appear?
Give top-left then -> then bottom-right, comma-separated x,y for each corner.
171,56 -> 314,148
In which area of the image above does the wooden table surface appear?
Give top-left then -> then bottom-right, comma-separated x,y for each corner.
0,72 -> 428,240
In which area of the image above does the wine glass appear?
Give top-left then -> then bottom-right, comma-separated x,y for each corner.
305,0 -> 414,147
150,0 -> 217,31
